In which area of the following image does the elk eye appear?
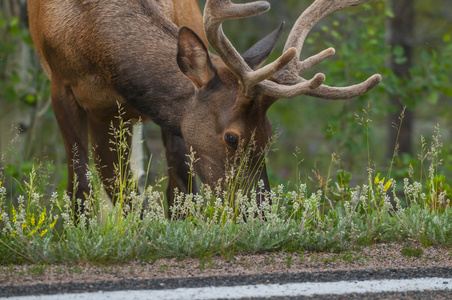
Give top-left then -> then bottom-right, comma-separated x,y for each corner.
224,133 -> 239,150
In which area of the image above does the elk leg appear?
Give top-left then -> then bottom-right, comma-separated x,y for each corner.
88,115 -> 135,209
161,129 -> 198,218
50,82 -> 89,217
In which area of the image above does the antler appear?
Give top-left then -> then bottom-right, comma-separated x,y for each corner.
203,0 -> 381,102
276,0 -> 382,100
203,0 -> 326,98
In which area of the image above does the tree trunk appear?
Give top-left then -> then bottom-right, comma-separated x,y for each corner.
386,0 -> 415,158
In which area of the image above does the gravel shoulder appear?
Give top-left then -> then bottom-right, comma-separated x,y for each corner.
1,243 -> 451,289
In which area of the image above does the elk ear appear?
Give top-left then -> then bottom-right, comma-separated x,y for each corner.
242,22 -> 285,70
177,27 -> 216,89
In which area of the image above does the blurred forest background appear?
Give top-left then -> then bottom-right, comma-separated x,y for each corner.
0,0 -> 451,197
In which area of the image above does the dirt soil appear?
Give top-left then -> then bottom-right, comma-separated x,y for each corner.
1,243 -> 451,287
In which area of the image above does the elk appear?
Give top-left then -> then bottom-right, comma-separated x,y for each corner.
28,0 -> 381,217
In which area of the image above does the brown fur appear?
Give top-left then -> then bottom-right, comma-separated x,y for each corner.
28,0 -> 278,217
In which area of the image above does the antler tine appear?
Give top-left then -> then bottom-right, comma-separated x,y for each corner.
273,0 -> 381,100
306,74 -> 382,100
283,0 -> 378,57
262,73 -> 326,99
204,0 -> 298,95
280,73 -> 382,100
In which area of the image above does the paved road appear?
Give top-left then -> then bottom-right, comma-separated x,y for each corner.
1,267 -> 452,299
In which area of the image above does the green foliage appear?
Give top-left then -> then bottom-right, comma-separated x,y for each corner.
0,13 -> 37,104
1,121 -> 452,265
401,246 -> 423,258
0,9 -> 57,200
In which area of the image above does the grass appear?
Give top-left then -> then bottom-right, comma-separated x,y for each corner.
0,108 -> 451,265
401,246 -> 424,258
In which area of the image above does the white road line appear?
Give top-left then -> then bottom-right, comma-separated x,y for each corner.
3,277 -> 451,300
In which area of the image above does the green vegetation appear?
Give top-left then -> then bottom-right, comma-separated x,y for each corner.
0,113 -> 451,265
401,246 -> 424,258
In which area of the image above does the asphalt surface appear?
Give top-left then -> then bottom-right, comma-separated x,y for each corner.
1,267 -> 452,299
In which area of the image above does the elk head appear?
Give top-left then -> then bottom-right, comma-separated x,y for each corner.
176,0 -> 381,199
